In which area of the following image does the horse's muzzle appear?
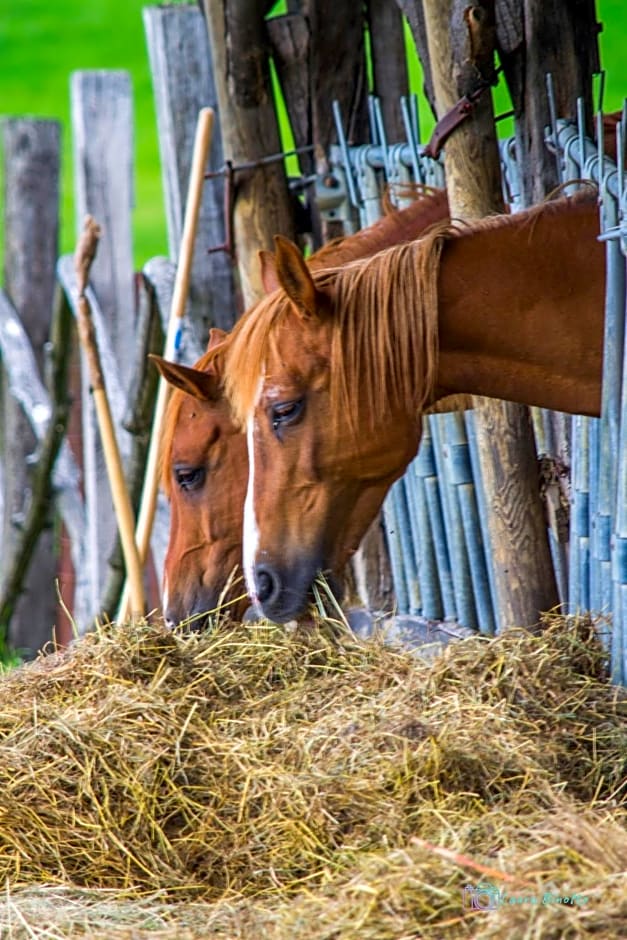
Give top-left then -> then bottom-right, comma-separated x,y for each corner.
252,561 -> 342,623
253,563 -> 301,622
165,587 -> 247,630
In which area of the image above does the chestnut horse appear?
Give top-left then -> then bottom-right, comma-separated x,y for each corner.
155,327 -> 247,625
156,189 -> 451,626
222,191 -> 606,623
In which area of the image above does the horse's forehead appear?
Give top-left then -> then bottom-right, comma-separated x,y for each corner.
172,394 -> 233,447
276,312 -> 331,353
180,392 -> 227,422
261,351 -> 330,399
263,317 -> 331,384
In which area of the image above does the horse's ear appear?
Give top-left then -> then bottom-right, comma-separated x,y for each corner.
259,249 -> 280,293
207,327 -> 227,351
150,354 -> 221,402
273,234 -> 326,319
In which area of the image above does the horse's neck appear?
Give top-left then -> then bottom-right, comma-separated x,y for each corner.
311,190 -> 450,270
434,197 -> 605,417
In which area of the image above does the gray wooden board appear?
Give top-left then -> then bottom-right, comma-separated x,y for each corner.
143,4 -> 237,349
0,289 -> 89,637
70,72 -> 135,610
1,119 -> 61,653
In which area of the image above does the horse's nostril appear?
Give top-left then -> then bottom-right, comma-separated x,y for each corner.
256,567 -> 277,604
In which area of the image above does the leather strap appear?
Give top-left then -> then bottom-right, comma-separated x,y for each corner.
423,73 -> 499,160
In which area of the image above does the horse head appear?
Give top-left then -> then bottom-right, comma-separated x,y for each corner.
158,189 -> 452,625
155,328 -> 249,627
225,236 -> 433,622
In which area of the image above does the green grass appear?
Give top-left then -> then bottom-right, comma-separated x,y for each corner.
1,0 -> 172,265
1,1 -> 625,268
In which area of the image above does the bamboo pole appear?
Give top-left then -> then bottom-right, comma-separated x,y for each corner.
118,107 -> 214,620
74,216 -> 145,617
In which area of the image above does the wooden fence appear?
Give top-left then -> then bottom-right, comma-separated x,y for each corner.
1,5 -> 625,686
0,6 -> 233,655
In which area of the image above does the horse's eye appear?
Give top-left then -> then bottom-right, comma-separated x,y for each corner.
174,466 -> 206,492
270,398 -> 305,434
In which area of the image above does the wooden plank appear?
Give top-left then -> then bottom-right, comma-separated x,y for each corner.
70,71 -> 135,611
71,72 -> 136,386
423,0 -> 559,630
143,5 -> 237,347
142,256 -> 176,336
0,118 -> 61,655
56,256 -> 129,422
0,289 -> 84,529
497,0 -> 600,204
368,0 -> 409,141
394,1 -> 436,113
57,253 -> 132,622
0,287 -> 86,634
303,0 -> 369,153
266,13 -> 310,160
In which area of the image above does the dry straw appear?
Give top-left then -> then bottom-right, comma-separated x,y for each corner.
0,613 -> 624,938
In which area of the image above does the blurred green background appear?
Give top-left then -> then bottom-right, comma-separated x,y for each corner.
1,1 -> 625,267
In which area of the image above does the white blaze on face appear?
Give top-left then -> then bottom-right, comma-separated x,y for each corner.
243,381 -> 263,605
162,573 -> 172,628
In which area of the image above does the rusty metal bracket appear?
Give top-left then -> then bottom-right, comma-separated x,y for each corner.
204,145 -> 315,257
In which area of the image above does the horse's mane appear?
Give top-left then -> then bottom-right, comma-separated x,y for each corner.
223,190 -> 598,432
160,347 -> 215,496
308,186 -> 450,271
223,228 -> 446,431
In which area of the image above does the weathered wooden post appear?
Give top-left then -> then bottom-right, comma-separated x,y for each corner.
496,0 -> 600,205
368,0 -> 410,141
201,0 -> 297,307
267,0 -> 370,245
71,71 -> 136,616
144,3 -> 237,345
422,0 -> 559,628
0,119 -> 60,656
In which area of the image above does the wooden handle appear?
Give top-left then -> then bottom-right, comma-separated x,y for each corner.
74,217 -> 145,617
118,107 -> 215,621
92,388 -> 146,615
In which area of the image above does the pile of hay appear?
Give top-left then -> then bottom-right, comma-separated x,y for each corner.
0,614 -> 624,938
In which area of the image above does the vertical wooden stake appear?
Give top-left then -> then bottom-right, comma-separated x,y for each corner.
1,118 -> 61,654
202,0 -> 296,306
